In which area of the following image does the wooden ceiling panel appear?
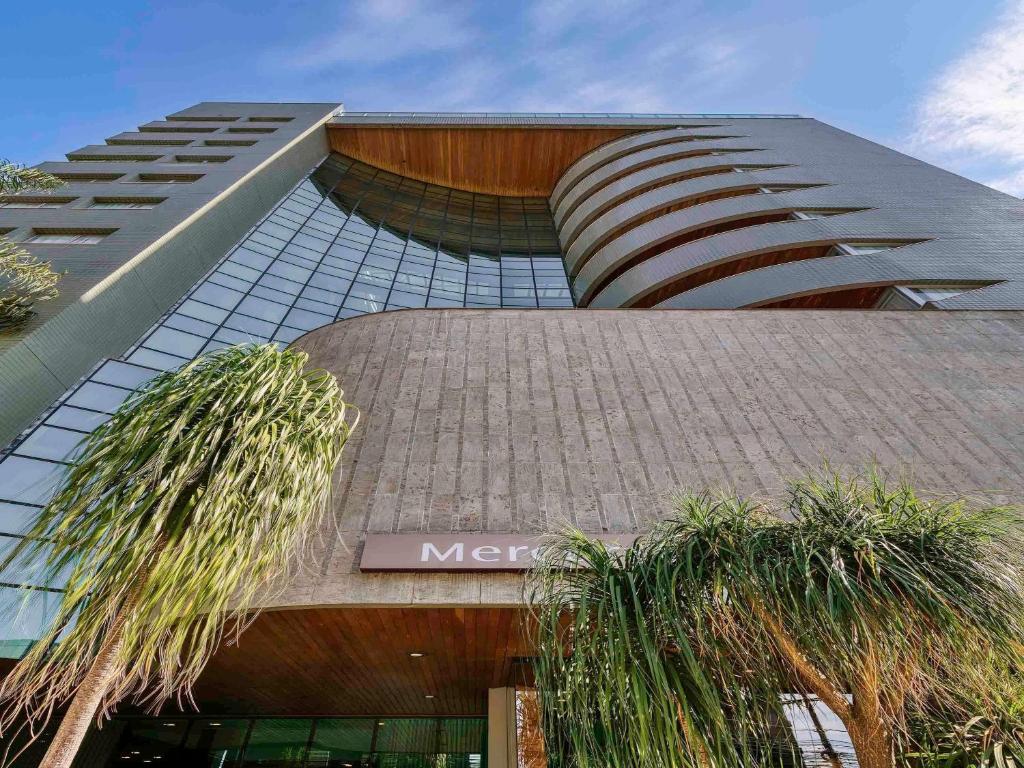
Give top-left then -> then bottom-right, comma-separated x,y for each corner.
186,606 -> 531,717
327,125 -> 639,196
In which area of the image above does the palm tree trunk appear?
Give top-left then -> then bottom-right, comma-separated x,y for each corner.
37,601 -> 135,768
750,602 -> 897,768
39,536 -> 164,768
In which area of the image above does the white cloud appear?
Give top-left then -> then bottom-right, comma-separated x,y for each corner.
283,0 -> 475,70
911,0 -> 1024,195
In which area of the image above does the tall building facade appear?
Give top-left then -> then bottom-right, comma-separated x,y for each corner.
2,103 -> 1024,767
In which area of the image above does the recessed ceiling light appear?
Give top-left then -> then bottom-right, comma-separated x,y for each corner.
408,652 -> 426,657
378,721 -> 386,726
209,722 -> 221,727
425,694 -> 435,699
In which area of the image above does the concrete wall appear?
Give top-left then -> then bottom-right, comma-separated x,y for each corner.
274,307 -> 1024,610
0,102 -> 340,445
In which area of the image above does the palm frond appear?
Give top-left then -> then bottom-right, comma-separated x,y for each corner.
0,239 -> 62,328
0,161 -> 63,195
0,343 -> 357,736
529,470 -> 1024,768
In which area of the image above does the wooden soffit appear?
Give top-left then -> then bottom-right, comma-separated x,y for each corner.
185,606 -> 533,717
327,124 -> 640,196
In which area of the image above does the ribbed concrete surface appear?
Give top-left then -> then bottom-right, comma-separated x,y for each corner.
271,308 -> 1024,609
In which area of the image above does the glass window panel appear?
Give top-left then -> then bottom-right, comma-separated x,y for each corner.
230,247 -> 274,272
0,456 -> 66,506
108,719 -> 188,765
45,405 -> 110,433
239,718 -> 312,767
224,313 -> 279,338
267,260 -> 313,284
281,307 -> 332,332
91,360 -> 158,389
208,271 -> 253,294
14,425 -> 84,463
272,326 -> 306,344
309,272 -> 353,295
291,232 -> 330,253
191,282 -> 244,311
182,719 -> 250,767
258,221 -> 298,242
293,297 -> 336,316
387,290 -> 428,309
125,347 -> 187,372
309,719 -> 374,766
164,312 -> 220,339
502,296 -> 538,307
343,296 -> 381,313
0,534 -> 71,590
426,296 -> 463,308
179,298 -> 230,324
214,327 -> 270,345
299,285 -> 342,305
217,259 -> 262,282
250,285 -> 295,305
66,382 -> 133,413
0,502 -> 38,536
257,272 -> 304,296
143,327 -> 207,358
236,296 -> 289,324
0,585 -> 62,659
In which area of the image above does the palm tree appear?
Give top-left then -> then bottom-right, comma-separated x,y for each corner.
0,343 -> 357,768
0,161 -> 65,328
530,471 -> 1024,768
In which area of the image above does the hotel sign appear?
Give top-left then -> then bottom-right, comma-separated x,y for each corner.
359,533 -> 639,572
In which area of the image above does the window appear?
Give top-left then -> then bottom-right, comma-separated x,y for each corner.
172,155 -> 232,164
106,138 -> 192,146
55,173 -> 124,183
204,139 -> 257,147
227,126 -> 277,134
68,155 -> 162,162
830,242 -> 919,256
247,116 -> 294,122
876,284 -> 987,309
89,198 -> 164,209
0,197 -> 76,209
26,231 -> 111,244
125,173 -> 203,184
790,209 -> 867,221
165,115 -> 240,122
138,125 -> 218,133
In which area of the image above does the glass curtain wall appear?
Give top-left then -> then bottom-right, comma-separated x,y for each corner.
89,716 -> 486,768
0,154 -> 572,657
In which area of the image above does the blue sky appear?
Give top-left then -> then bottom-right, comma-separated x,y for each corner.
4,0 -> 1024,194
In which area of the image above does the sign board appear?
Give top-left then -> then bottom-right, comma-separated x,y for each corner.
359,533 -> 639,572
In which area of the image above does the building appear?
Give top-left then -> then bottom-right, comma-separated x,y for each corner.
2,103 -> 1024,767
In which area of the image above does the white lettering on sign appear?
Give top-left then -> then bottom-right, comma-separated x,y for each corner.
362,534 -> 638,572
421,542 -> 463,563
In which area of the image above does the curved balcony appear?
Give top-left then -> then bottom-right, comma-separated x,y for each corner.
571,197 -> 863,305
648,243 -> 965,309
564,171 -> 825,277
550,126 -> 737,209
556,153 -> 790,250
586,217 -> 927,308
553,139 -> 763,227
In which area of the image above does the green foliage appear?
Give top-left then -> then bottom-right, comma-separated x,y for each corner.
0,161 -> 63,195
0,344 -> 357,737
0,160 -> 65,327
0,240 -> 62,328
529,470 -> 1024,768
